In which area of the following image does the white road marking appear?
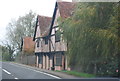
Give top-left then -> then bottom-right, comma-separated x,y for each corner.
2,64 -> 19,79
33,70 -> 43,73
29,68 -> 61,79
42,72 -> 61,79
30,69 -> 61,79
2,69 -> 11,75
14,77 -> 18,79
33,70 -> 61,79
9,63 -> 61,79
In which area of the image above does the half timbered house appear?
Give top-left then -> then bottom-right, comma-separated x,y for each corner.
49,1 -> 76,70
33,1 -> 76,71
33,15 -> 52,69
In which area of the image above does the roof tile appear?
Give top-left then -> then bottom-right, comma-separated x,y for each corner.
23,37 -> 35,54
57,2 -> 76,18
37,15 -> 52,36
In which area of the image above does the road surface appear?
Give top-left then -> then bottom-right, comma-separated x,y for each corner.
2,62 -> 61,79
1,62 -> 119,81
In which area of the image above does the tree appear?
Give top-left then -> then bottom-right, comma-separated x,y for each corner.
0,43 -> 14,61
6,10 -> 36,52
59,2 -> 119,76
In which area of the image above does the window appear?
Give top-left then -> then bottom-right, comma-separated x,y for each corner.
37,41 -> 39,47
55,30 -> 61,42
45,38 -> 48,44
55,53 -> 62,66
39,54 -> 43,64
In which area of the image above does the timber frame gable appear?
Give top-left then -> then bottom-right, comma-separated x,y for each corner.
33,1 -> 76,71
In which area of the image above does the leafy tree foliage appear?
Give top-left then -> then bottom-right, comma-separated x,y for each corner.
59,2 -> 119,77
1,45 -> 14,61
6,11 -> 36,51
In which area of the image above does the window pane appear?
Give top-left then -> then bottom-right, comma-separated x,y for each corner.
55,31 -> 61,42
56,53 -> 62,66
45,38 -> 48,44
37,41 -> 39,47
39,54 -> 43,64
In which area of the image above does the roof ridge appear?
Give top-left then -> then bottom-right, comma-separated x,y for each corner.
37,15 -> 52,18
57,1 -> 76,18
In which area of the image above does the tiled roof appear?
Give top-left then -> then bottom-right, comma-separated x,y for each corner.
57,2 -> 76,18
22,37 -> 35,54
37,15 -> 52,36
49,1 -> 76,35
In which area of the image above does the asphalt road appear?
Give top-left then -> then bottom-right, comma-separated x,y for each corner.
2,62 -> 61,79
1,62 -> 119,81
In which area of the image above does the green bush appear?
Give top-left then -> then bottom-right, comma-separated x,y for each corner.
59,2 -> 119,77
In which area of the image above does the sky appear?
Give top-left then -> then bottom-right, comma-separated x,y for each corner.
0,0 -> 118,45
0,0 -> 72,44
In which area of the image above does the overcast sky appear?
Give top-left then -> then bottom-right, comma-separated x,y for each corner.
0,0 -> 118,45
0,0 -> 72,44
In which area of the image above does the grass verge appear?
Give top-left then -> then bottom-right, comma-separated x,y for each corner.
56,70 -> 96,78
